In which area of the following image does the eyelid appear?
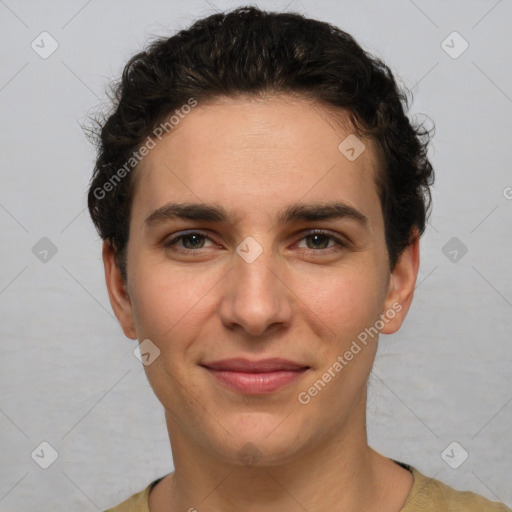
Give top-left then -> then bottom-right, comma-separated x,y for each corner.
293,229 -> 348,250
164,228 -> 349,252
163,229 -> 217,249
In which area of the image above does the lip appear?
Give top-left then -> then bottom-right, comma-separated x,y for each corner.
202,357 -> 309,372
201,358 -> 310,394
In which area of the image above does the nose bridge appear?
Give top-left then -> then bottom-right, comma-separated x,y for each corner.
219,239 -> 292,336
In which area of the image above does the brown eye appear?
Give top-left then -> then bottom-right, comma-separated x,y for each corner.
179,233 -> 206,249
305,233 -> 331,249
164,231 -> 214,252
297,230 -> 346,251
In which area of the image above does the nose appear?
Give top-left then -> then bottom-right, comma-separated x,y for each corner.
218,246 -> 293,337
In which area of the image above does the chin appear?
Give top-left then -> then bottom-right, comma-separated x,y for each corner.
205,413 -> 314,468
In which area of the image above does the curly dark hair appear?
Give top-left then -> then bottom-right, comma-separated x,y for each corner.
87,5 -> 434,280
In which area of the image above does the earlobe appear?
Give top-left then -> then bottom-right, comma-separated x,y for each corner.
102,240 -> 137,339
380,232 -> 420,335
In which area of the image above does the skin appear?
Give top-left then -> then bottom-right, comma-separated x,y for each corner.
103,94 -> 420,512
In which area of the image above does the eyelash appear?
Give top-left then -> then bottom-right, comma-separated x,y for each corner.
163,230 -> 347,255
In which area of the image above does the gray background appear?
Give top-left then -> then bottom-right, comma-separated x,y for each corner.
1,0 -> 511,510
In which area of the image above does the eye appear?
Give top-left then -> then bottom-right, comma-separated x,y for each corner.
162,229 -> 348,257
163,231 -> 217,253
296,230 -> 347,251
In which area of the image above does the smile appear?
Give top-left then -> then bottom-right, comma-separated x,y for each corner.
201,358 -> 310,394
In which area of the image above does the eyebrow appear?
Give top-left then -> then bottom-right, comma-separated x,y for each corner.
144,201 -> 368,227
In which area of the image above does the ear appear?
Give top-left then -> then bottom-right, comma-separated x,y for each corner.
380,230 -> 420,335
102,240 -> 137,339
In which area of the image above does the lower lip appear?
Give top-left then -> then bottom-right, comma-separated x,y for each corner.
204,368 -> 308,394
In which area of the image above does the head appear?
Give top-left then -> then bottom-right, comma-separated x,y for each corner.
88,6 -> 433,466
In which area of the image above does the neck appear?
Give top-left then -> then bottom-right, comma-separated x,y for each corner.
151,394 -> 412,512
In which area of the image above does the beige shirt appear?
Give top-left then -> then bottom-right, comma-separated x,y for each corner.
104,461 -> 511,512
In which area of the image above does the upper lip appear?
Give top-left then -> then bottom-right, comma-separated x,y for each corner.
201,358 -> 310,373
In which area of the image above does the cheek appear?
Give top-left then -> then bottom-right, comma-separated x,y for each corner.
293,269 -> 384,421
292,263 -> 386,341
128,268 -> 214,410
128,263 -> 219,345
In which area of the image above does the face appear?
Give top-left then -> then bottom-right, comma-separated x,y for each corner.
104,94 -> 419,467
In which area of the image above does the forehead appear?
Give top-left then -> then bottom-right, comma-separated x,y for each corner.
131,94 -> 383,229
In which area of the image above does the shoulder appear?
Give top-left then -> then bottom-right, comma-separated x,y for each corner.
103,477 -> 163,512
401,463 -> 511,512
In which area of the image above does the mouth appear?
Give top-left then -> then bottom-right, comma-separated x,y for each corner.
201,358 -> 311,394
